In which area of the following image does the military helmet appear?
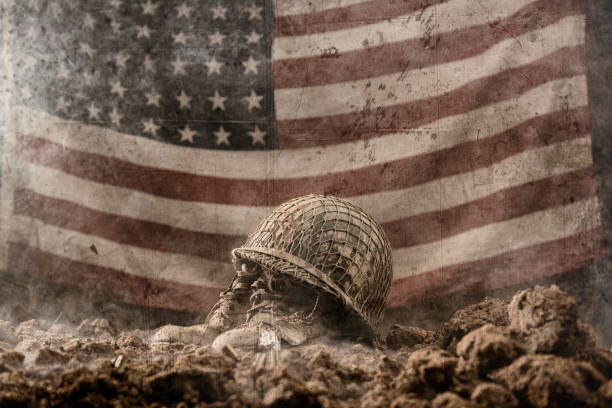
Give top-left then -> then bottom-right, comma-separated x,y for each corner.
232,194 -> 393,336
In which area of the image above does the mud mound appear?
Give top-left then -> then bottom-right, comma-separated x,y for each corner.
0,285 -> 610,407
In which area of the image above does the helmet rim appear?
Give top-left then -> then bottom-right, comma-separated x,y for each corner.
232,247 -> 378,338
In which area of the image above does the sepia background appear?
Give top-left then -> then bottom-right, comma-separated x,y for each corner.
0,0 -> 611,344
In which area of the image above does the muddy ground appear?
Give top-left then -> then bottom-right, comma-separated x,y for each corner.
0,285 -> 611,408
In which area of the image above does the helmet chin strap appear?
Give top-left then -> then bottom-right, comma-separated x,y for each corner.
302,294 -> 319,321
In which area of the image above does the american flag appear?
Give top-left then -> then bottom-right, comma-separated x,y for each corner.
0,0 -> 604,314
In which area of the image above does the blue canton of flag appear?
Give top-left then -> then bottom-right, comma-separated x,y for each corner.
11,0 -> 276,150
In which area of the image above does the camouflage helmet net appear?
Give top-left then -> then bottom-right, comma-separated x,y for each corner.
232,194 -> 393,335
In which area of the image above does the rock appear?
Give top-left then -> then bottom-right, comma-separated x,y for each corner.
509,286 -> 612,375
439,298 -> 508,350
386,325 -> 436,349
150,341 -> 185,353
369,355 -> 406,399
255,364 -> 319,407
14,339 -> 41,354
80,340 -> 114,355
599,379 -> 612,404
491,354 -> 605,408
262,382 -> 319,407
508,285 -> 578,354
338,343 -> 381,371
361,384 -> 392,408
391,395 -> 431,408
15,319 -> 50,339
307,350 -> 337,371
312,368 -> 344,399
392,369 -> 424,396
33,347 -> 70,365
0,285 -> 608,407
150,324 -> 212,345
586,346 -> 612,379
344,382 -> 363,399
432,392 -> 472,408
409,349 -> 458,388
574,321 -> 612,378
77,318 -> 117,338
0,321 -> 18,345
0,351 -> 25,372
115,333 -> 147,350
0,371 -> 34,407
52,365 -> 137,406
456,324 -> 525,376
470,383 -> 517,408
145,367 -> 231,404
508,285 -> 577,332
304,379 -> 327,395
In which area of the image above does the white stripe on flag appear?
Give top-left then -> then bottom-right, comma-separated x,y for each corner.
22,137 -> 593,236
273,0 -> 540,60
8,194 -> 599,285
355,136 -> 594,224
14,75 -> 587,181
274,0 -> 371,17
275,16 -> 585,120
393,197 -> 601,279
9,215 -> 232,288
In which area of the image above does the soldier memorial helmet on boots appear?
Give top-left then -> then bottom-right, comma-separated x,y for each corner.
152,194 -> 394,352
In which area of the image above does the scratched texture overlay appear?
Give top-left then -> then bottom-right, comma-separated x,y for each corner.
0,0 -> 606,317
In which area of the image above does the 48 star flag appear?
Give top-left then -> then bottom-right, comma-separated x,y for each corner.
0,0 -> 605,313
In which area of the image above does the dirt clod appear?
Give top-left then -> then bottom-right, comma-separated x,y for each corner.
491,354 -> 605,408
508,285 -> 578,354
0,351 -> 25,372
431,391 -> 472,408
390,395 -> 431,408
439,298 -> 508,350
0,320 -> 18,345
470,383 -> 517,408
600,379 -> 612,403
146,368 -> 230,404
115,333 -> 146,350
409,349 -> 458,388
33,347 -> 70,366
386,325 -> 436,349
0,286 -> 609,407
456,324 -> 525,376
15,319 -> 49,339
77,318 -> 117,338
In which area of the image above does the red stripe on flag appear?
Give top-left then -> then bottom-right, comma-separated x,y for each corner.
388,227 -> 605,306
384,167 -> 596,248
9,226 -> 602,313
13,188 -> 246,262
277,45 -> 585,148
18,106 -> 587,206
275,0 -> 439,37
8,242 -> 222,312
13,167 -> 594,262
273,0 -> 583,88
